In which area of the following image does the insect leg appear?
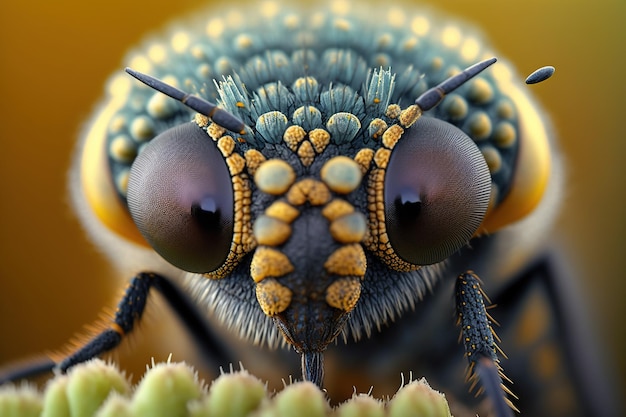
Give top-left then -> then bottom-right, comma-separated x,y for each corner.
59,272 -> 233,373
456,271 -> 515,417
490,255 -> 622,417
0,357 -> 56,384
0,272 -> 233,384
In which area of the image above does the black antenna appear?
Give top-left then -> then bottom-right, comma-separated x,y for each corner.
415,57 -> 497,111
125,68 -> 247,135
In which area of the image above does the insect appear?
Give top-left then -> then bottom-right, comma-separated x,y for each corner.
0,1 -> 618,416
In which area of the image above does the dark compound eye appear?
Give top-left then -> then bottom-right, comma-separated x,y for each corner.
384,117 -> 491,265
127,122 -> 233,273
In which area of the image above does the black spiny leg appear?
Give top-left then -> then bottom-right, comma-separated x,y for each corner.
0,272 -> 233,383
456,271 -> 516,417
61,272 -> 233,373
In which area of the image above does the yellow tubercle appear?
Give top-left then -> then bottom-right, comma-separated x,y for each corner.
256,278 -> 292,316
325,277 -> 361,312
250,247 -> 294,283
321,199 -> 354,221
265,200 -> 300,223
324,244 -> 367,277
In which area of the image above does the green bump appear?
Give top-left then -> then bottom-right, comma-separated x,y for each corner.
191,370 -> 266,417
96,395 -> 132,417
130,362 -> 202,417
388,379 -> 451,417
0,361 -> 459,416
41,373 -> 70,417
64,359 -> 130,417
0,386 -> 42,417
262,381 -> 329,417
320,156 -> 363,194
254,159 -> 296,195
334,395 -> 385,417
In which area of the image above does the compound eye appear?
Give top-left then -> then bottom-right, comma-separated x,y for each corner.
384,117 -> 491,265
127,122 -> 233,273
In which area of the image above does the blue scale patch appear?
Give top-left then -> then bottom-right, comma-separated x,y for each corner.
105,2 -> 521,205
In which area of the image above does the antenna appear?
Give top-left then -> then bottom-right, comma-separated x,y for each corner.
125,68 -> 247,134
415,57 -> 497,111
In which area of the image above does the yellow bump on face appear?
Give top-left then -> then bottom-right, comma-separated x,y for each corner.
297,140 -> 315,166
493,121 -> 517,148
381,124 -> 404,149
480,145 -> 502,174
265,200 -> 300,223
256,278 -> 292,316
329,212 -> 367,243
373,148 -> 391,169
217,136 -> 236,157
385,104 -> 401,119
353,148 -> 375,174
442,94 -> 469,120
496,99 -> 516,120
467,111 -> 492,140
130,115 -> 155,141
467,77 -> 494,104
322,199 -> 354,221
234,33 -> 254,51
320,156 -> 363,194
226,153 -> 246,175
308,128 -> 330,154
250,246 -> 294,283
325,277 -> 361,312
368,118 -> 388,139
194,113 -> 210,128
147,91 -> 176,119
283,125 -> 307,151
398,104 -> 421,128
109,135 -> 137,163
254,159 -> 296,195
286,178 -> 331,206
243,149 -> 266,176
324,244 -> 367,277
115,170 -> 130,197
253,215 -> 292,246
207,122 -> 226,140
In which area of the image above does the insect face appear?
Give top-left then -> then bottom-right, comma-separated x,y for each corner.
72,0 -> 547,407
2,1 -> 620,416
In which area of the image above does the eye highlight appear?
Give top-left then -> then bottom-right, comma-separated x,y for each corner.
127,122 -> 234,273
384,117 -> 491,265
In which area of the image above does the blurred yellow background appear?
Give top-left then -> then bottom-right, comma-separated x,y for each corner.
0,0 -> 624,397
